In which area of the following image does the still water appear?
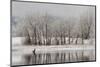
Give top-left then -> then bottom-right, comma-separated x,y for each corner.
12,49 -> 95,66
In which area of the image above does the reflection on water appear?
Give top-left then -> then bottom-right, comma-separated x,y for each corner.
12,50 -> 95,65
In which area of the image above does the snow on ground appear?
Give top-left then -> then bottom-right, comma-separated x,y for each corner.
12,45 -> 95,55
12,37 -> 95,55
12,37 -> 26,45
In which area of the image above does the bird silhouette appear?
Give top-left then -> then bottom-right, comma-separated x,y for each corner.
32,49 -> 36,55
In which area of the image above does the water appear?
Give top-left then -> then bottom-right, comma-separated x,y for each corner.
12,50 -> 95,66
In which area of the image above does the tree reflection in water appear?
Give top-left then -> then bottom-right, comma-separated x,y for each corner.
23,50 -> 94,65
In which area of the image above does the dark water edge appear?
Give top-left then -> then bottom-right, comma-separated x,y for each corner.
12,50 -> 95,66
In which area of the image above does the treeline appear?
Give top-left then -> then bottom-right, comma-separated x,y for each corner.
14,12 -> 95,45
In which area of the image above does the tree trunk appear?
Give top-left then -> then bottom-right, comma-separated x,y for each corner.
60,33 -> 63,45
45,24 -> 47,45
34,26 -> 37,45
75,35 -> 79,44
68,29 -> 70,44
82,33 -> 84,44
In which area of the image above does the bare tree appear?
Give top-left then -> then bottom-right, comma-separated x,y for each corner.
66,19 -> 74,44
79,11 -> 93,44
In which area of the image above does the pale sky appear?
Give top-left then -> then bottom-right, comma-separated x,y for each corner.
12,1 -> 95,20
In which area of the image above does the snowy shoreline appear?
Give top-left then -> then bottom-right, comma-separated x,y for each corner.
12,45 -> 95,55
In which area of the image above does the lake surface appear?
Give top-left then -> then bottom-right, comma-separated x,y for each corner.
12,49 -> 95,66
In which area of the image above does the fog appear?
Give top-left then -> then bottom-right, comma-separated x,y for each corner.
12,1 -> 95,20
